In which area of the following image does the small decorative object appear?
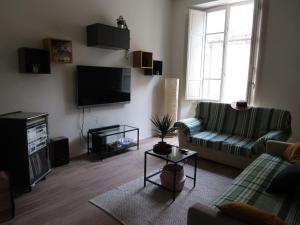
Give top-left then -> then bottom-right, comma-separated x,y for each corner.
150,114 -> 176,155
160,164 -> 186,192
32,64 -> 39,73
236,100 -> 247,108
231,101 -> 251,111
43,38 -> 73,63
116,16 -> 128,29
118,137 -> 133,145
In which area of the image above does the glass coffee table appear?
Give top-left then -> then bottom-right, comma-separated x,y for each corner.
144,145 -> 197,201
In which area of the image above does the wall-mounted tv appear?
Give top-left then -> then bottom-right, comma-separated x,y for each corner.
77,65 -> 131,106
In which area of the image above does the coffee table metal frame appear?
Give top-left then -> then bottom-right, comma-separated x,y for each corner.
144,146 -> 197,201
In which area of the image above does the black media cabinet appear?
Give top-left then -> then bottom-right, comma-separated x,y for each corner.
87,125 -> 139,159
0,112 -> 51,191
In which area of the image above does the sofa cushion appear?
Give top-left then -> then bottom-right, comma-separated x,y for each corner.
218,202 -> 289,225
269,110 -> 291,132
174,118 -> 204,137
213,154 -> 300,225
282,142 -> 300,163
191,132 -> 257,156
232,108 -> 258,138
266,164 -> 300,194
205,103 -> 228,132
252,108 -> 291,139
196,102 -> 228,132
191,131 -> 230,150
195,102 -> 211,124
221,136 -> 257,156
252,108 -> 273,138
221,107 -> 238,135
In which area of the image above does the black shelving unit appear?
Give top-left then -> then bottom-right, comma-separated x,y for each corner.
87,125 -> 139,159
144,60 -> 163,76
18,48 -> 51,74
86,23 -> 130,50
0,112 -> 51,191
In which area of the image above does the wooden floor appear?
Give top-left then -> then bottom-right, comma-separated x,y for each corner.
2,137 -> 240,225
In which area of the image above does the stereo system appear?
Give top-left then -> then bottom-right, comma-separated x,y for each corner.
0,112 -> 50,191
27,123 -> 48,155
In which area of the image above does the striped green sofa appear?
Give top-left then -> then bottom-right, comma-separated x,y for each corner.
188,141 -> 300,225
175,102 -> 291,169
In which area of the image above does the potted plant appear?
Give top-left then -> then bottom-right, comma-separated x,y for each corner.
116,16 -> 128,29
150,114 -> 176,155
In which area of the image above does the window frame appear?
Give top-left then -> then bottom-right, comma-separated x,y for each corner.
185,0 -> 257,103
202,5 -> 227,102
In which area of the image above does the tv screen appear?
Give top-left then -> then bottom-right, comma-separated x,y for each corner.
77,65 -> 131,106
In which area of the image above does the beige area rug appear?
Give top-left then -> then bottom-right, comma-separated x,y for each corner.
90,165 -> 235,225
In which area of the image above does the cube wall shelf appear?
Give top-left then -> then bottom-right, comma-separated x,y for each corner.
144,60 -> 163,76
43,38 -> 73,63
18,48 -> 51,74
132,51 -> 153,68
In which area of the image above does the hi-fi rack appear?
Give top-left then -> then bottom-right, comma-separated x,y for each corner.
0,112 -> 51,191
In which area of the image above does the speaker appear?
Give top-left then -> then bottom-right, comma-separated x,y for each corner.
50,137 -> 69,167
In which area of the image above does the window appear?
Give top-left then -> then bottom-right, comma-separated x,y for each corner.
186,1 -> 259,103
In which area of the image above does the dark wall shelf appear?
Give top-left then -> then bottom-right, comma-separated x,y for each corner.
86,23 -> 130,50
18,48 -> 51,74
144,60 -> 163,76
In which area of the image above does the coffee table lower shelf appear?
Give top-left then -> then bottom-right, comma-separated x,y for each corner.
144,147 -> 198,201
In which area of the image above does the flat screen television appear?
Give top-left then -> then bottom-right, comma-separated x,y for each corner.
77,65 -> 131,106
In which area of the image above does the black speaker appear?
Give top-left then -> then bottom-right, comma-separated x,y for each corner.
50,137 -> 69,167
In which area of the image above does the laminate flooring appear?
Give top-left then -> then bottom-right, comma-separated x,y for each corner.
2,137 -> 240,225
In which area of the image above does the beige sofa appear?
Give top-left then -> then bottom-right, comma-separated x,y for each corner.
188,141 -> 299,225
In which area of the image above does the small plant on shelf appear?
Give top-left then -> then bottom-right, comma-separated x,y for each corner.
150,114 -> 176,155
116,16 -> 128,29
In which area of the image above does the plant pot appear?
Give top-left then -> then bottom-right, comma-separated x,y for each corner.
160,164 -> 186,192
118,24 -> 126,29
153,142 -> 172,155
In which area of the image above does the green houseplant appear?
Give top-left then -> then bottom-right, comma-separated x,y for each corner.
150,114 -> 176,154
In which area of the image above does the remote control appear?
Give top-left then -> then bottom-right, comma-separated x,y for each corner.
180,149 -> 189,154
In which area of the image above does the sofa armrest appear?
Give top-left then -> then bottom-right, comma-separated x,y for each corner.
174,118 -> 203,137
254,130 -> 290,154
188,203 -> 248,225
266,140 -> 292,157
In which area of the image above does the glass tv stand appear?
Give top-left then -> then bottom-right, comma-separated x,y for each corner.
87,125 -> 139,159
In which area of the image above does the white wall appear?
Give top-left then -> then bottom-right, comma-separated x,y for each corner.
0,0 -> 172,156
170,0 -> 300,142
253,0 -> 300,142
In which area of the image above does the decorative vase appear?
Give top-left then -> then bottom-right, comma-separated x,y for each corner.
153,142 -> 172,155
160,164 -> 186,192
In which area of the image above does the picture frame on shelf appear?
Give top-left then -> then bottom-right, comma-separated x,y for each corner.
43,38 -> 73,64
